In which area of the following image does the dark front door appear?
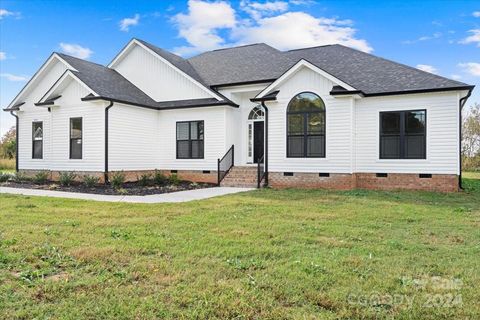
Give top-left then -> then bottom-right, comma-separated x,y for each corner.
253,121 -> 264,164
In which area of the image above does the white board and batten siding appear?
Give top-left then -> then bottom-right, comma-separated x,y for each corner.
355,91 -> 460,174
266,66 -> 354,174
112,44 -> 212,102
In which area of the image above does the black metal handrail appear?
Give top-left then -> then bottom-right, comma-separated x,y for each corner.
257,154 -> 265,188
217,144 -> 234,185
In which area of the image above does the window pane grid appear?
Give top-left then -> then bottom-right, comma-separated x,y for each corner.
70,118 -> 82,159
176,121 -> 204,159
287,92 -> 326,158
380,110 -> 425,159
32,122 -> 43,159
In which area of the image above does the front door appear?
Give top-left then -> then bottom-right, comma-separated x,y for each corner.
253,121 -> 264,163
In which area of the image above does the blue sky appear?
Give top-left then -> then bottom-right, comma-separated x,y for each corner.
1,0 -> 479,136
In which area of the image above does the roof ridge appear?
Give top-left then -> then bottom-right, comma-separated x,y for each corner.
54,52 -> 108,68
285,44 -> 334,52
333,44 -> 469,86
211,43 -> 271,52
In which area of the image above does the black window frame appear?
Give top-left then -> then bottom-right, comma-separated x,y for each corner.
32,121 -> 43,159
176,120 -> 204,159
69,117 -> 83,160
286,91 -> 326,158
379,109 -> 426,160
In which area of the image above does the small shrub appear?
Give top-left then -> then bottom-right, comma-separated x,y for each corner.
153,170 -> 167,186
138,173 -> 152,187
169,173 -> 180,186
14,172 -> 29,183
33,171 -> 49,184
111,171 -> 125,189
0,172 -> 11,183
83,175 -> 99,188
59,172 -> 77,187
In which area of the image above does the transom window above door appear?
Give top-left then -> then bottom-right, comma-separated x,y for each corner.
248,105 -> 265,120
287,92 -> 326,158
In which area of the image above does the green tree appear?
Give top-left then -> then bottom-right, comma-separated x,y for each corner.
0,126 -> 16,159
462,103 -> 480,170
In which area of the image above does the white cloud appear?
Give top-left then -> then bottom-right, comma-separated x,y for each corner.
119,14 -> 140,32
473,11 -> 480,17
172,0 -> 372,55
0,8 -> 20,19
403,32 -> 442,44
460,29 -> 480,47
416,64 -> 438,74
0,8 -> 13,19
459,62 -> 480,76
451,74 -> 462,80
241,1 -> 289,20
172,0 -> 236,55
0,73 -> 28,82
0,51 -> 6,60
59,43 -> 93,59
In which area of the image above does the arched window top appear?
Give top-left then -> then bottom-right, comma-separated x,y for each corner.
287,92 -> 325,113
248,105 -> 265,120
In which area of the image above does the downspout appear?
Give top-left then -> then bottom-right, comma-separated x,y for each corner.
10,111 -> 19,172
104,101 -> 114,184
261,101 -> 269,186
459,88 -> 473,190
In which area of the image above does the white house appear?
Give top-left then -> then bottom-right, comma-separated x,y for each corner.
4,38 -> 474,191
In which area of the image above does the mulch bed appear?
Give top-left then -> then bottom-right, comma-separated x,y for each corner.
1,180 -> 215,196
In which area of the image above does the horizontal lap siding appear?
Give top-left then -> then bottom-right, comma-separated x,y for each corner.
355,92 -> 459,174
157,107 -> 227,171
268,67 -> 352,173
113,45 -> 211,101
18,60 -> 67,170
109,103 -> 160,171
49,81 -> 104,172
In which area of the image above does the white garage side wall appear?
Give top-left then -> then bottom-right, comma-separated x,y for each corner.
267,66 -> 353,173
17,60 -> 69,170
108,103 -> 160,171
355,91 -> 460,174
49,80 -> 104,172
157,107 -> 227,171
113,44 -> 211,101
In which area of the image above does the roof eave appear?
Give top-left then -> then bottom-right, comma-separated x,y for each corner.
363,85 -> 475,97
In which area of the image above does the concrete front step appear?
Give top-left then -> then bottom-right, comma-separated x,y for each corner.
220,166 -> 260,188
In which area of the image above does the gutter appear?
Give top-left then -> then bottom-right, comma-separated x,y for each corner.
458,87 -> 474,190
104,101 -> 114,184
9,111 -> 19,172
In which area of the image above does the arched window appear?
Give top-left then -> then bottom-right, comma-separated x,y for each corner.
287,92 -> 325,158
248,105 -> 265,120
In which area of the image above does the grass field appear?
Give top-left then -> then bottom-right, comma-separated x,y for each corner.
0,158 -> 15,173
0,173 -> 479,319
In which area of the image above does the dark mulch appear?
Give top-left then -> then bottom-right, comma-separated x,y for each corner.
1,180 -> 215,196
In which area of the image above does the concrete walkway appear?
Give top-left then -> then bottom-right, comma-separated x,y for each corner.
0,186 -> 254,203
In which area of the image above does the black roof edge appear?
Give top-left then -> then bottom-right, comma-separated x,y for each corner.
362,85 -> 475,97
81,96 -> 239,110
211,79 -> 276,89
35,95 -> 62,106
3,102 -> 25,112
250,90 -> 279,102
330,90 -> 363,96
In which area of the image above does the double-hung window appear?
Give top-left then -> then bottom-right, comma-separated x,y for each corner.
380,110 -> 426,159
176,121 -> 204,159
70,117 -> 83,159
32,121 -> 43,159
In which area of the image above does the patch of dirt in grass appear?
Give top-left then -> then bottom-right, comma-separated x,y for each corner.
69,246 -> 132,264
45,272 -> 69,282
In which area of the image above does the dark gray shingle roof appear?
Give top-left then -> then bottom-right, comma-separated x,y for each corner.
188,43 -> 472,95
57,53 -> 159,107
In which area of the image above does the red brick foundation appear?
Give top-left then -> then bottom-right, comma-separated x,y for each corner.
269,172 -> 355,190
269,171 -> 459,192
355,173 -> 459,192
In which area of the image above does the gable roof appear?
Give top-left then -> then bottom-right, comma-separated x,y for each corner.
188,43 -> 473,96
55,53 -> 159,107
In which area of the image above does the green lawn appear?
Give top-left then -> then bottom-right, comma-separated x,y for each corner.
1,174 -> 479,319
